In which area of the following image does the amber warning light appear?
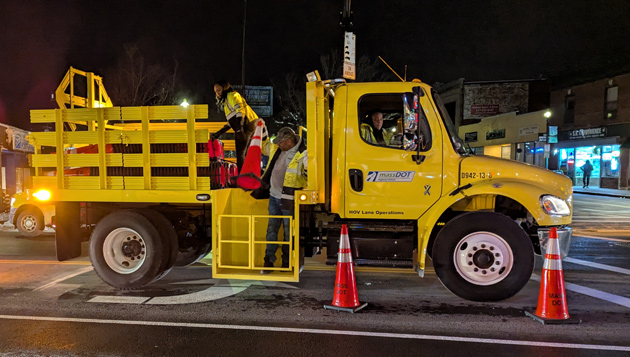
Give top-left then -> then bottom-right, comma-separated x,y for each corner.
33,189 -> 51,201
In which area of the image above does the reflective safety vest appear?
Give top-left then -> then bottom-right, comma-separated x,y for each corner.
281,150 -> 308,207
222,91 -> 258,125
360,123 -> 393,146
262,138 -> 307,209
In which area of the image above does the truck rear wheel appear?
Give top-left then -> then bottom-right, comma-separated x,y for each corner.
90,210 -> 165,289
432,211 -> 534,302
17,207 -> 44,237
136,210 -> 178,282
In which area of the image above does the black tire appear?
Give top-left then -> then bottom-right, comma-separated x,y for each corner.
175,242 -> 212,267
432,211 -> 534,302
16,207 -> 44,237
89,210 -> 165,289
136,209 -> 178,282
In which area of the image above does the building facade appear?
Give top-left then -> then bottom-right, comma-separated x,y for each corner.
438,79 -> 551,166
548,73 -> 630,189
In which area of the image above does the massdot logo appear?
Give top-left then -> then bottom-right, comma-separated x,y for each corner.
365,171 -> 414,183
366,171 -> 378,182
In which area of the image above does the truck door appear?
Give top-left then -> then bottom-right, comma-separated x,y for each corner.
344,86 -> 442,219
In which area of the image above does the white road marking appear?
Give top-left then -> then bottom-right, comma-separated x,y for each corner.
531,275 -> 630,308
572,234 -> 629,243
146,285 -> 248,305
88,296 -> 151,304
0,314 -> 628,352
564,257 -> 630,275
88,279 -> 297,305
172,279 -> 298,289
575,206 -> 630,214
33,266 -> 93,291
572,217 -> 630,221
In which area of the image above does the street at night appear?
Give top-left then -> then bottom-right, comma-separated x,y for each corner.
0,193 -> 629,356
2,1 -> 630,356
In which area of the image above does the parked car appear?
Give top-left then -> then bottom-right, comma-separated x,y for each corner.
9,191 -> 54,237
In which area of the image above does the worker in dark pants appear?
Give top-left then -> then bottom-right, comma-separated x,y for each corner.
211,80 -> 260,172
251,127 -> 307,273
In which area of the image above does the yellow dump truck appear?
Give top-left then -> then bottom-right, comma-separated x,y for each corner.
26,73 -> 572,301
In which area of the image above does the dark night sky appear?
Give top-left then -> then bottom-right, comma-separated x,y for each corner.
1,0 -> 630,130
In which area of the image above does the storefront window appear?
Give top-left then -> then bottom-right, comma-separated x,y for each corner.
601,145 -> 620,177
557,148 -> 575,179
575,146 -> 601,187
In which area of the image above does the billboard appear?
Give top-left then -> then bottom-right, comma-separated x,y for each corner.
463,83 -> 529,120
234,85 -> 274,117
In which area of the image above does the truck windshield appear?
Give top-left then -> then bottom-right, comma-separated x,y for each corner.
431,90 -> 469,155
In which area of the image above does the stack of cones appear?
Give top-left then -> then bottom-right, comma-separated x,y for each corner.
236,120 -> 265,190
526,227 -> 580,324
324,224 -> 368,313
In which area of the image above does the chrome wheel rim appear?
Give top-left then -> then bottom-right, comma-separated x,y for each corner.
103,228 -> 147,274
453,231 -> 514,286
21,215 -> 38,232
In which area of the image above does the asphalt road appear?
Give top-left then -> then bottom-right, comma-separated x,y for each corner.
0,193 -> 629,356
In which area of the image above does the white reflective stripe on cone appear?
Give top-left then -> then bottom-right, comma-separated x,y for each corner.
338,252 -> 353,263
339,234 -> 350,249
543,258 -> 563,271
547,238 -> 560,255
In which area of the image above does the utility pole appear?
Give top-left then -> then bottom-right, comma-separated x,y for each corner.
340,0 -> 353,30
340,0 -> 356,80
241,0 -> 247,89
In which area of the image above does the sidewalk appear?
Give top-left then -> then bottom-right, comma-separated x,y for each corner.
572,185 -> 630,198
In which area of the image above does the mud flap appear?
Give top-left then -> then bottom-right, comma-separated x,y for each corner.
55,202 -> 82,261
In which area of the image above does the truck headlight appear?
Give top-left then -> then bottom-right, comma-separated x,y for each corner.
540,195 -> 570,216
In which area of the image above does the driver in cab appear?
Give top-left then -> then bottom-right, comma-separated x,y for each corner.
360,111 -> 393,146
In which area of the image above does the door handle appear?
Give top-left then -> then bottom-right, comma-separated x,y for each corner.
349,169 -> 363,192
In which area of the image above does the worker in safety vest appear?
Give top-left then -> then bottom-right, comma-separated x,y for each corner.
360,111 -> 393,146
251,127 -> 307,272
212,80 -> 262,172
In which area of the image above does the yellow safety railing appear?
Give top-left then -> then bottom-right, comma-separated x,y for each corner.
214,213 -> 298,281
28,104 -> 237,192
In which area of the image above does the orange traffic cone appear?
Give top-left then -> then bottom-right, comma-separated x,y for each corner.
236,119 -> 265,190
526,227 -> 580,324
324,224 -> 368,313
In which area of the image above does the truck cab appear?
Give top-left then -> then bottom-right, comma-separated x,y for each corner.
294,76 -> 572,301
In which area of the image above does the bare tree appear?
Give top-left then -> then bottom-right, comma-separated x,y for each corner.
356,55 -> 394,82
272,50 -> 394,131
320,48 -> 393,82
271,72 -> 307,131
105,44 -> 178,106
320,48 -> 342,79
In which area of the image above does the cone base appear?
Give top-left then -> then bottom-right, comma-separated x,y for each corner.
525,310 -> 581,325
324,302 -> 368,313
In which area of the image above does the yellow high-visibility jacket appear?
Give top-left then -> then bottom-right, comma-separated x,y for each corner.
252,138 -> 307,208
360,123 -> 393,146
215,91 -> 258,137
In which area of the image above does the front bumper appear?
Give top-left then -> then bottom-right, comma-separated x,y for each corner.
537,227 -> 572,259
8,207 -> 16,225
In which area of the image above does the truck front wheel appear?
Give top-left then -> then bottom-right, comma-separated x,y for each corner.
16,207 -> 44,237
90,210 -> 165,289
432,211 -> 534,302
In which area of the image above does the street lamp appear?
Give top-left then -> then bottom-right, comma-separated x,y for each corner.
181,99 -> 190,107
